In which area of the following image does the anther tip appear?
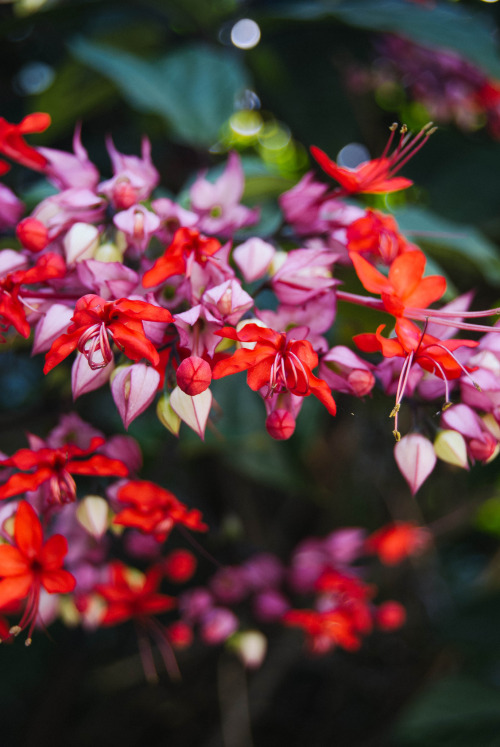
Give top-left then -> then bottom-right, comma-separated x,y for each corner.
25,638 -> 32,647
393,430 -> 401,442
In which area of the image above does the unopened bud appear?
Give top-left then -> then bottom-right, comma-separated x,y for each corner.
434,429 -> 468,468
157,393 -> 181,436
63,222 -> 99,264
16,217 -> 49,253
266,409 -> 296,440
164,549 -> 197,583
112,180 -> 138,210
229,630 -> 267,669
347,369 -> 375,397
76,495 -> 109,539
176,356 -> 212,396
94,242 -> 124,263
375,601 -> 406,631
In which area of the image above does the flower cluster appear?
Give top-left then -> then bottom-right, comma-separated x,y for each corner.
0,111 -> 499,668
348,35 -> 500,139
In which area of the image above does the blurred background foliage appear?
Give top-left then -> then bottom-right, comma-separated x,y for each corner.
3,0 -> 500,745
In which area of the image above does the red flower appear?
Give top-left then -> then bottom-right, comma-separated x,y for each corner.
44,294 -> 173,373
0,501 -> 75,643
310,122 -> 434,196
0,436 -> 129,504
283,608 -> 367,654
346,209 -> 417,264
113,480 -> 208,541
0,113 -> 51,175
350,249 -> 446,318
212,324 -> 337,416
142,227 -> 221,287
354,319 -> 478,380
0,253 -> 66,341
96,562 -> 175,626
354,318 -> 478,439
366,522 -> 431,565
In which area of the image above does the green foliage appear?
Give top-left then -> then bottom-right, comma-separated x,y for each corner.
391,676 -> 500,747
70,39 -> 250,147
265,0 -> 500,78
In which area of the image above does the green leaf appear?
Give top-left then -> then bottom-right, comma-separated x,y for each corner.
391,675 -> 500,747
263,0 -> 500,79
70,39 -> 250,147
394,205 -> 500,286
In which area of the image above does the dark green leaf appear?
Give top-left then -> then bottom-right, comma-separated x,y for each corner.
391,675 -> 500,747
262,0 -> 500,79
70,39 -> 250,147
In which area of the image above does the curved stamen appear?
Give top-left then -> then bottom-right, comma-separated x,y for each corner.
77,322 -> 113,370
287,350 -> 311,395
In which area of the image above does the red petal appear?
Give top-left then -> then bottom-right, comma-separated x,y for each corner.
39,534 -> 68,570
0,545 -> 29,576
14,502 -> 43,558
0,574 -> 32,607
0,468 -> 52,500
41,568 -> 76,594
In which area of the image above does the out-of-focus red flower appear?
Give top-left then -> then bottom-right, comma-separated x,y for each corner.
0,436 -> 128,504
0,501 -> 75,643
96,562 -> 175,625
113,480 -> 208,541
366,522 -> 431,565
375,601 -> 407,631
163,549 -> 197,583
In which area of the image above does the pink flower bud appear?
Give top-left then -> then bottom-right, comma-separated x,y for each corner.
347,369 -> 376,397
113,180 -> 139,210
16,217 -> 49,253
176,356 -> 212,396
200,607 -> 238,645
266,409 -> 296,440
111,364 -> 160,429
394,434 -> 436,495
375,601 -> 406,631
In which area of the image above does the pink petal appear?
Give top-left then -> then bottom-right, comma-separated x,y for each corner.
72,353 -> 113,399
394,434 -> 436,495
111,364 -> 160,429
32,304 -> 74,355
170,386 -> 212,440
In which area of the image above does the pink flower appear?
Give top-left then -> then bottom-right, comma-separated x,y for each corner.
189,152 -> 259,237
99,136 -> 159,208
38,124 -> 100,191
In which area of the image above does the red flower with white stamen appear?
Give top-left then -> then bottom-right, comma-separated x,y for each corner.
44,294 -> 173,373
0,501 -> 75,644
212,324 -> 336,416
